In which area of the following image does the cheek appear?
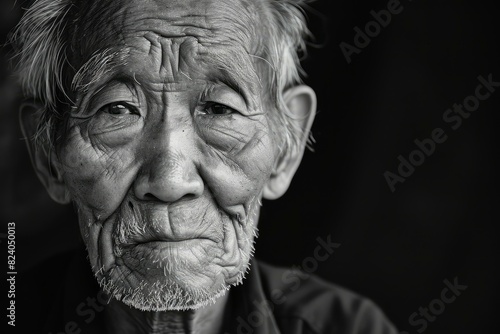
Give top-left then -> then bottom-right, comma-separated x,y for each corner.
197,118 -> 277,207
58,124 -> 138,218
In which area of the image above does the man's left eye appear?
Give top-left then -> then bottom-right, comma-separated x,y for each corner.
204,102 -> 236,116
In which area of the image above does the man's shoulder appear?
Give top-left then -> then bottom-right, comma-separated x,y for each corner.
254,259 -> 398,334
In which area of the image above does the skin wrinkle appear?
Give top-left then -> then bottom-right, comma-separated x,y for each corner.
133,10 -> 262,108
197,114 -> 269,148
240,131 -> 270,161
204,121 -> 248,145
211,147 -> 248,176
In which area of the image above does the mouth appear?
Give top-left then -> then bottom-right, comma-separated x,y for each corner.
138,238 -> 214,250
127,229 -> 218,245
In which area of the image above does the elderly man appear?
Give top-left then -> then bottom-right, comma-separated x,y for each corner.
11,0 -> 397,333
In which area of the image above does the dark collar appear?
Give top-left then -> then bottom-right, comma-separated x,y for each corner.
221,260 -> 282,333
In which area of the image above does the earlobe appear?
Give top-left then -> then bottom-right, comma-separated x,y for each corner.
19,102 -> 71,204
263,85 -> 317,200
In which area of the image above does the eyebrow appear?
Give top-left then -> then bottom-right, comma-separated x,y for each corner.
71,48 -> 129,95
204,47 -> 262,110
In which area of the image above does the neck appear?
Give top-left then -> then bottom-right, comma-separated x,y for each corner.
103,292 -> 229,334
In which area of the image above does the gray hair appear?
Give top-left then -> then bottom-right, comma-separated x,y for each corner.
10,0 -> 313,153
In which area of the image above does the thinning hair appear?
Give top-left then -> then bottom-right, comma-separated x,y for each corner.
9,0 -> 313,153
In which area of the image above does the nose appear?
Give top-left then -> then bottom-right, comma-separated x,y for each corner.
134,131 -> 204,203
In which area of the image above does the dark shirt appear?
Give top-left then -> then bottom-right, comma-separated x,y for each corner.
17,248 -> 398,333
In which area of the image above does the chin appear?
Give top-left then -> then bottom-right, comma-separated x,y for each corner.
84,210 -> 257,311
102,271 -> 233,311
94,241 -> 253,311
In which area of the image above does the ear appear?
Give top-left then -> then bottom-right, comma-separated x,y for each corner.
19,101 -> 71,204
263,85 -> 317,200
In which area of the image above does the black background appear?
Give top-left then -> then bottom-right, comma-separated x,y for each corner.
1,0 -> 499,333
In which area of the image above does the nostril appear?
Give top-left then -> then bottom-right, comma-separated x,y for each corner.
142,193 -> 158,201
180,193 -> 197,201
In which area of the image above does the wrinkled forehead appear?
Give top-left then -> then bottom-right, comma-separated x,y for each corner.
71,0 -> 267,66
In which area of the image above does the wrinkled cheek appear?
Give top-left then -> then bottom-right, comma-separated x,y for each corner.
220,214 -> 255,280
58,133 -> 137,220
57,130 -> 139,271
194,127 -> 276,282
198,132 -> 276,213
86,218 -> 114,274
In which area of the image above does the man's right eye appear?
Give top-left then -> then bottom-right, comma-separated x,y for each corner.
99,102 -> 138,115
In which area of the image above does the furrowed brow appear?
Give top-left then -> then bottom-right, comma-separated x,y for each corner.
71,48 -> 129,94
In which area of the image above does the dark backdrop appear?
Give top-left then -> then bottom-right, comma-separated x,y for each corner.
1,0 -> 498,333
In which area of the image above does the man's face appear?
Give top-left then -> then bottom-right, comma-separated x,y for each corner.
57,0 -> 279,311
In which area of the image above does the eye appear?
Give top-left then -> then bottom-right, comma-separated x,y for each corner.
99,102 -> 138,115
204,102 -> 236,116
